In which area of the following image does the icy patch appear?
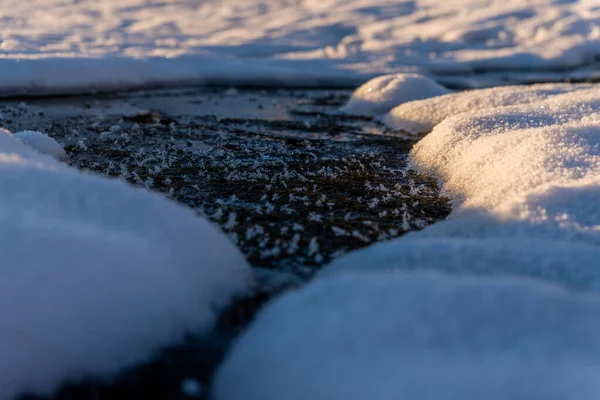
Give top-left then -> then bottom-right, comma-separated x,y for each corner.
214,272 -> 600,400
13,130 -> 67,161
340,74 -> 450,116
0,130 -> 251,399
382,83 -> 596,134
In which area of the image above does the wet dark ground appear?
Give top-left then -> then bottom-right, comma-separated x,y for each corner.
1,87 -> 451,400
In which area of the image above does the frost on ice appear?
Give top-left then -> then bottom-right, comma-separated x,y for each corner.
214,272 -> 600,400
0,130 -> 251,399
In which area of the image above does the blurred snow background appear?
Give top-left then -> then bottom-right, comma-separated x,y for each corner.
0,0 -> 599,94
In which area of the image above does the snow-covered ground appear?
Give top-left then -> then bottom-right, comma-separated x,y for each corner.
0,127 -> 251,399
2,0 -> 600,399
215,272 -> 600,400
325,78 -> 600,288
0,0 -> 599,94
216,75 -> 600,398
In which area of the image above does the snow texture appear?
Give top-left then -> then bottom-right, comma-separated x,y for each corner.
1,0 -> 600,94
382,82 -> 597,134
325,82 -> 600,291
0,129 -> 251,399
214,271 -> 600,400
13,130 -> 67,161
340,73 -> 450,116
233,80 -> 600,400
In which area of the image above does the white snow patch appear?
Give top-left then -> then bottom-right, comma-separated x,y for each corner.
214,271 -> 600,400
381,83 -> 596,134
325,84 -> 600,292
340,74 -> 450,116
13,130 -> 67,161
322,236 -> 600,292
0,130 -> 251,399
0,0 -> 599,93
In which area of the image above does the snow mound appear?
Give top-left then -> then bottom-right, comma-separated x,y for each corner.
322,236 -> 600,292
324,84 -> 600,291
214,271 -> 600,400
0,130 -> 251,399
13,130 -> 67,161
1,0 -> 600,93
382,83 -> 596,134
340,74 -> 450,116
411,89 -> 600,218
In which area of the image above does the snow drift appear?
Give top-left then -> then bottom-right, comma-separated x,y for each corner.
0,129 -> 251,399
1,0 -> 600,94
216,76 -> 600,399
327,78 -> 600,287
214,271 -> 600,400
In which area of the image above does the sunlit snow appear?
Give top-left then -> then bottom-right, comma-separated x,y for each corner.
0,0 -> 599,94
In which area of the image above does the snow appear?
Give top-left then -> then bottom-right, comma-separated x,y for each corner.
214,271 -> 600,400
322,80 -> 600,291
1,0 -> 600,94
340,74 -> 450,116
0,129 -> 251,399
283,81 -> 600,398
381,82 -> 597,134
13,130 -> 67,161
324,82 -> 600,290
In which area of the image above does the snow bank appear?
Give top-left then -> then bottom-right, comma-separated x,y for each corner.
322,236 -> 600,292
214,271 -> 600,400
0,129 -> 251,399
325,82 -> 600,291
340,74 -> 450,116
382,82 -> 596,134
1,0 -> 600,93
13,130 -> 67,161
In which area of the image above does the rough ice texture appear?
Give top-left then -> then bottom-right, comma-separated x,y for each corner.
325,85 -> 600,291
214,271 -> 600,400
0,129 -> 251,399
13,130 -> 67,161
340,74 -> 450,116
1,0 -> 600,94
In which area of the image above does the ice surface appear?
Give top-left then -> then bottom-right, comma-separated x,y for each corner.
0,129 -> 251,399
1,0 -> 600,94
340,74 -> 450,116
214,271 -> 600,400
13,130 -> 67,161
